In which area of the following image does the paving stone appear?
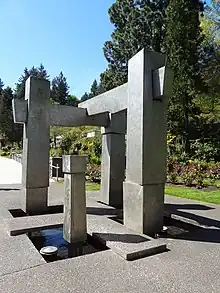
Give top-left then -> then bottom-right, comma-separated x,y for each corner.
5,213 -> 63,236
87,215 -> 166,260
0,234 -> 45,276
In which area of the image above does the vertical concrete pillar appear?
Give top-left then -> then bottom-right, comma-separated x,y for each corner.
100,110 -> 126,208
63,155 -> 87,244
22,77 -> 50,215
124,49 -> 171,235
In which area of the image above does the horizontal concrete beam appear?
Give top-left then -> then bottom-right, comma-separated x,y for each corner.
49,104 -> 109,127
79,83 -> 128,115
79,66 -> 172,115
12,99 -> 27,124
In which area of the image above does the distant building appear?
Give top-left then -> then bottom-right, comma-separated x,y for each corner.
86,130 -> 99,138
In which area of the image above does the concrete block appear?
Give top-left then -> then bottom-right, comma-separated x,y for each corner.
125,48 -> 167,185
63,173 -> 87,243
22,77 -> 50,189
87,215 -> 166,261
6,213 -> 63,236
101,110 -> 127,134
153,66 -> 174,100
25,187 -> 48,215
79,83 -> 128,115
123,181 -> 164,235
100,133 -> 126,208
49,104 -> 109,127
12,99 -> 27,124
62,155 -> 87,174
0,235 -> 45,276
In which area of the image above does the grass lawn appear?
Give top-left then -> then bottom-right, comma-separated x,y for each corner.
86,182 -> 100,191
58,179 -> 220,204
165,185 -> 220,204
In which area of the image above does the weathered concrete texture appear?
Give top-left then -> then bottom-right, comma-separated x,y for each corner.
124,182 -> 164,235
1,239 -> 220,293
88,215 -> 166,261
152,66 -> 173,100
63,155 -> 87,244
101,110 -> 127,134
24,187 -> 48,216
5,210 -> 165,261
100,133 -> 126,208
22,77 -> 50,189
79,83 -> 128,115
0,235 -> 45,276
5,213 -> 63,236
49,104 -> 109,127
1,187 -> 220,292
125,48 -> 167,185
12,99 -> 27,124
62,155 -> 87,174
124,48 -> 172,235
64,174 -> 87,243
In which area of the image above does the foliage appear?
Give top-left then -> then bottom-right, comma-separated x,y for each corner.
100,0 -> 167,91
86,164 -> 101,183
14,64 -> 49,99
206,0 -> 220,31
66,95 -> 79,106
167,157 -> 220,189
50,126 -> 102,165
0,87 -> 22,145
165,0 -> 204,152
0,78 -> 4,90
50,71 -> 69,105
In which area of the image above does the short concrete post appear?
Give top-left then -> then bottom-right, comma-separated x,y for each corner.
63,155 -> 87,246
100,110 -> 126,208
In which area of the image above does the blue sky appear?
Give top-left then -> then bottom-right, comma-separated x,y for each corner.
0,0 -> 114,98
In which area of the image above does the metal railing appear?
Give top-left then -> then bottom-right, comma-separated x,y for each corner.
12,154 -> 60,182
50,163 -> 60,182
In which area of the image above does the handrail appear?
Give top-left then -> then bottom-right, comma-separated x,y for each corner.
50,163 -> 60,181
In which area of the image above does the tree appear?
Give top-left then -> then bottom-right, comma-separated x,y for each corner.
50,72 -> 69,105
80,92 -> 90,102
206,0 -> 220,31
0,78 -> 4,91
15,65 -> 49,99
37,64 -> 50,79
89,79 -> 99,98
0,87 -> 22,145
66,95 -> 79,107
165,0 -> 204,152
100,0 -> 167,91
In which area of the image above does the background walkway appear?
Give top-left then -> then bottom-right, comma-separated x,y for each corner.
0,157 -> 22,185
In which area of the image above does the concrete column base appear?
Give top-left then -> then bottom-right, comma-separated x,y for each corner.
123,181 -> 164,235
25,187 -> 48,215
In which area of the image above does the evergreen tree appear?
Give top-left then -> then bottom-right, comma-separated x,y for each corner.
37,64 -> 50,79
0,78 -> 4,91
89,79 -> 99,98
165,0 -> 204,152
50,72 -> 69,105
100,0 -> 167,91
66,95 -> 79,107
206,0 -> 220,31
80,92 -> 89,102
0,87 -> 22,145
15,65 -> 49,99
